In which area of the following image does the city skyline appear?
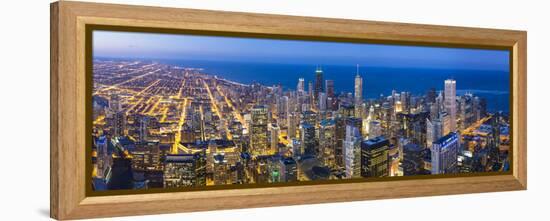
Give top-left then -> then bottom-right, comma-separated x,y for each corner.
91,30 -> 510,192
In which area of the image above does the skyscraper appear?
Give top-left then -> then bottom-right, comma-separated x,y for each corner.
297,78 -> 305,94
402,143 -> 425,176
213,153 -> 230,185
319,119 -> 336,167
354,65 -> 363,118
287,113 -> 297,140
319,92 -> 327,111
431,132 -> 459,174
300,123 -> 316,156
361,136 -> 390,178
325,79 -> 335,98
314,67 -> 324,101
250,105 -> 269,156
280,157 -> 298,182
444,79 -> 457,132
269,123 -> 280,154
163,151 -> 207,188
138,115 -> 149,142
426,117 -> 443,148
112,111 -> 126,137
344,125 -> 362,178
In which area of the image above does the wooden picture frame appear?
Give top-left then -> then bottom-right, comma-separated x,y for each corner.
50,1 -> 527,220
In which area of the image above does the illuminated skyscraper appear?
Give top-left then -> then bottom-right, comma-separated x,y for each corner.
308,81 -> 313,100
444,79 -> 457,132
109,94 -> 122,112
250,105 -> 269,156
213,153 -> 230,185
287,113 -> 298,140
319,92 -> 327,111
426,117 -> 443,148
344,125 -> 362,178
361,136 -> 390,178
112,111 -> 126,137
314,67 -> 324,101
138,115 -> 149,142
319,119 -> 336,167
431,132 -> 459,174
325,79 -> 335,98
163,151 -> 207,188
368,120 -> 382,139
354,65 -> 363,118
300,123 -> 316,156
280,157 -> 298,182
269,123 -> 280,154
297,78 -> 305,94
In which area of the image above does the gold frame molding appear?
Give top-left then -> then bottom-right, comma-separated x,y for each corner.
50,1 -> 527,220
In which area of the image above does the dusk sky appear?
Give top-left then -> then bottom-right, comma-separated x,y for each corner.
93,30 -> 510,71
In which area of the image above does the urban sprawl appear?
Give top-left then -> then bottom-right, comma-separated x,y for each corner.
91,60 -> 510,190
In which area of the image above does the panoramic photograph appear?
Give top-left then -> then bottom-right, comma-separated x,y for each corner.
90,30 -> 511,191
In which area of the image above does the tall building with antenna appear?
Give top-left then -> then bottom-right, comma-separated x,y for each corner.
444,79 -> 457,132
314,66 -> 324,101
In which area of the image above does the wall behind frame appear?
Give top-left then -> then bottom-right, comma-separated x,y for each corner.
0,0 -> 547,220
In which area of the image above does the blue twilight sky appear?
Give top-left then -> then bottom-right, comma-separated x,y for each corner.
93,30 -> 510,71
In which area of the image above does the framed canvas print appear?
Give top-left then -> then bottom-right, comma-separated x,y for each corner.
50,1 -> 527,220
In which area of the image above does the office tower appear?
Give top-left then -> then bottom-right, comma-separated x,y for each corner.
334,117 -> 346,161
363,105 -> 375,135
442,112 -> 451,136
95,136 -> 110,178
276,96 -> 289,123
344,125 -> 362,178
361,136 -> 390,178
400,91 -> 410,112
319,119 -> 336,167
250,105 -> 269,156
397,111 -> 429,146
394,101 -> 403,113
297,78 -> 305,94
444,79 -> 457,132
325,79 -> 335,98
339,103 -> 355,118
479,97 -> 487,118
270,123 -> 280,154
429,102 -> 439,120
301,110 -> 317,126
112,111 -> 126,137
138,115 -> 149,142
280,157 -> 298,182
213,153 -> 230,185
308,81 -> 314,100
163,151 -> 207,187
427,88 -> 437,103
287,113 -> 298,140
109,93 -> 122,112
106,155 -> 134,190
431,132 -> 459,174
319,92 -> 327,111
459,93 -> 475,130
314,67 -> 324,100
300,123 -> 316,156
368,120 -> 382,139
354,66 -> 363,118
426,117 -> 443,148
402,143 -> 424,176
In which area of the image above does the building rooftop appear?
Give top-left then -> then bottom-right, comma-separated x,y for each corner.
433,132 -> 458,146
404,143 -> 423,152
363,136 -> 388,147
